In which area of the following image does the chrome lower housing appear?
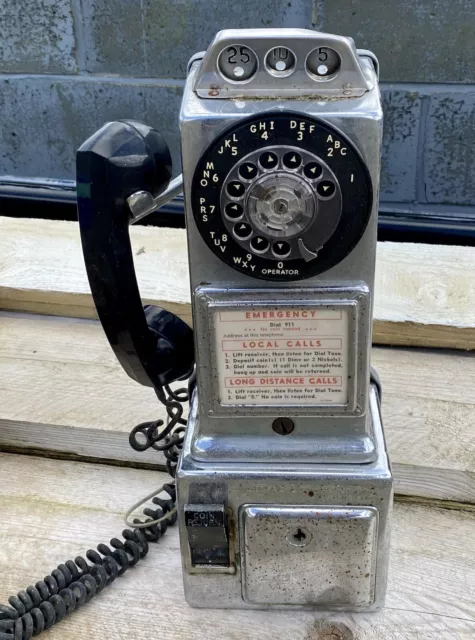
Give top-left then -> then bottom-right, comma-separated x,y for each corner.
176,386 -> 392,610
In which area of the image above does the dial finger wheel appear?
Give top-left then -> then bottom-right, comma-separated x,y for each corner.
192,112 -> 372,281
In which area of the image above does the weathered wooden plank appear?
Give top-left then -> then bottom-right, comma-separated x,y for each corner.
373,320 -> 475,351
0,216 -> 191,323
374,241 -> 475,349
0,452 -> 473,640
0,311 -> 474,503
1,216 -> 475,349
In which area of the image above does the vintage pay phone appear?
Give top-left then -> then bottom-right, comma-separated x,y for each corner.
77,28 -> 392,611
0,29 -> 393,638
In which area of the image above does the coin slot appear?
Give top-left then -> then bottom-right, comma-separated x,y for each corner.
265,46 -> 296,78
306,47 -> 341,81
217,44 -> 258,83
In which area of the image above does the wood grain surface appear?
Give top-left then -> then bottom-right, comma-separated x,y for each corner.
0,453 -> 473,640
2,216 -> 475,349
0,311 -> 474,503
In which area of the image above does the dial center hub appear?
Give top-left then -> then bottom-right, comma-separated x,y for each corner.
247,172 -> 316,239
273,198 -> 289,215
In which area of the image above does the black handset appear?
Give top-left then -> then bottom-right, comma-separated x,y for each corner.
76,120 -> 194,388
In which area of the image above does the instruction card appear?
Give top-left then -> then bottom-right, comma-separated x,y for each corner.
214,306 -> 349,406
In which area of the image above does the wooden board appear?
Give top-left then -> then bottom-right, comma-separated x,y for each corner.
1,311 -> 474,504
373,242 -> 475,349
0,452 -> 474,639
0,216 -> 191,323
1,216 -> 475,349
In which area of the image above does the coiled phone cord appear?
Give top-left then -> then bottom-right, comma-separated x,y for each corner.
0,383 -> 190,640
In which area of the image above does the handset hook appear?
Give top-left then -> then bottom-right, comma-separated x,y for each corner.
128,174 -> 183,223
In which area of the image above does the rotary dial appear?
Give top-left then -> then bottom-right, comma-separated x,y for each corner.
191,113 -> 372,281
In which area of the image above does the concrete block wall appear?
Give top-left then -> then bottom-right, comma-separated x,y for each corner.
1,0 -> 474,218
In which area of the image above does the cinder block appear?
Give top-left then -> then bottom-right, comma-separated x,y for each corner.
423,91 -> 475,206
79,0 -> 313,77
0,0 -> 76,73
0,76 -> 184,179
379,88 -> 422,203
322,0 -> 475,83
3,75 -> 474,210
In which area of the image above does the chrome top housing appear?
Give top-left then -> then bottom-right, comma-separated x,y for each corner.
193,29 -> 375,99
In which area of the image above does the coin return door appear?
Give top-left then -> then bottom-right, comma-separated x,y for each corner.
240,506 -> 378,606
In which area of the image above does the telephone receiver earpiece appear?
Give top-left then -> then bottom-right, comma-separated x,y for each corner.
77,120 -> 194,388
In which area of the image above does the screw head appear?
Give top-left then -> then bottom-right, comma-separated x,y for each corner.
286,526 -> 311,547
272,417 -> 295,435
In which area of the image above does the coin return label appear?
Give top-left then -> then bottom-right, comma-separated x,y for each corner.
214,306 -> 349,406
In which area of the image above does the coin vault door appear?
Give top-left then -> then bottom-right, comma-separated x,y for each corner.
241,506 -> 378,606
